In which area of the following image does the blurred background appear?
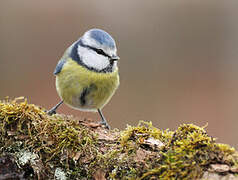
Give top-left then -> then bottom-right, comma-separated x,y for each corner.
0,1 -> 238,148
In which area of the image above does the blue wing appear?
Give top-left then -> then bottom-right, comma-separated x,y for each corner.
54,58 -> 66,75
53,42 -> 76,75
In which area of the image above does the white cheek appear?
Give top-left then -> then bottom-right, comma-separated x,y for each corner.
78,46 -> 109,71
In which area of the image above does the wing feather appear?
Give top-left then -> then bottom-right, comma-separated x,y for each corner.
53,42 -> 76,75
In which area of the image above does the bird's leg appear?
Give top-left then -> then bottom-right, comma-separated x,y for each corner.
97,109 -> 110,129
47,100 -> 64,115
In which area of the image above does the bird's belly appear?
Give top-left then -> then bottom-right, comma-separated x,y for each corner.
55,62 -> 119,111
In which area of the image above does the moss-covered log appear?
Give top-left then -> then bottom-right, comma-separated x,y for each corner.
0,97 -> 238,179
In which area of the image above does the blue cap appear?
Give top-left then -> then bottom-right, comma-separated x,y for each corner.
89,29 -> 116,49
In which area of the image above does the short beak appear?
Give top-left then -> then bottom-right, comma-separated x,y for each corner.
111,55 -> 120,61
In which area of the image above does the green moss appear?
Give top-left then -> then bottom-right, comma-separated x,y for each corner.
0,97 -> 238,179
120,121 -> 173,147
140,124 -> 238,179
0,97 -> 99,178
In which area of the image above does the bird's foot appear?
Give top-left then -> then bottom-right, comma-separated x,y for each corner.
47,100 -> 64,116
100,120 -> 111,130
47,109 -> 57,116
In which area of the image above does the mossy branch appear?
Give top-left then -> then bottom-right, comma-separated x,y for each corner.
0,97 -> 238,179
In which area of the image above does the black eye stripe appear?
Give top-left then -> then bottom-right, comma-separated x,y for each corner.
79,40 -> 111,59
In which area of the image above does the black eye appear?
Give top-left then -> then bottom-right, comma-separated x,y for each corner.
96,49 -> 105,55
95,48 -> 111,59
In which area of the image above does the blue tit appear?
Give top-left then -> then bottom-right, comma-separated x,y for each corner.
48,29 -> 120,129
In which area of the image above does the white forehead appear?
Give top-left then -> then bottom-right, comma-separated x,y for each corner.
81,29 -> 117,56
82,31 -> 98,48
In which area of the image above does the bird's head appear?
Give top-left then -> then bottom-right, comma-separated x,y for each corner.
77,29 -> 119,72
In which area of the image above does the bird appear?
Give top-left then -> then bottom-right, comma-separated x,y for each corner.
48,28 -> 120,129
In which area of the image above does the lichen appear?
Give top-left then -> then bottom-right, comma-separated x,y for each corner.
55,167 -> 67,180
17,150 -> 38,166
0,97 -> 238,179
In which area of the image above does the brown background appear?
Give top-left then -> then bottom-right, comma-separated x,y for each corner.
0,1 -> 238,148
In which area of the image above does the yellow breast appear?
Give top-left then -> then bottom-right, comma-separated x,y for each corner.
55,59 -> 119,111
